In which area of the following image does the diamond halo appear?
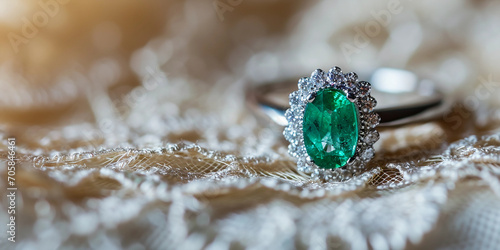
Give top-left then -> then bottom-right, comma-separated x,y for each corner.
284,66 -> 380,182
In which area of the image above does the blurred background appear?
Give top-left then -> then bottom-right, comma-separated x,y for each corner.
1,0 -> 500,249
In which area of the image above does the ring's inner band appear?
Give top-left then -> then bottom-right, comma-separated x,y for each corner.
249,68 -> 448,127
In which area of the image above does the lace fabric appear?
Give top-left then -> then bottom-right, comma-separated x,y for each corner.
1,0 -> 500,249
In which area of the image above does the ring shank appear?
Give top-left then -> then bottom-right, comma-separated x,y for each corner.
248,68 -> 451,127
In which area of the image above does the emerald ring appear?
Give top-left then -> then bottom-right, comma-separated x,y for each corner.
248,67 -> 448,181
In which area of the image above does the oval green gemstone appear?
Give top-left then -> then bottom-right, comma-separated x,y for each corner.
302,89 -> 359,169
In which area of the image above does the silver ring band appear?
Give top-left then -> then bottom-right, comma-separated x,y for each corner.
248,68 -> 451,127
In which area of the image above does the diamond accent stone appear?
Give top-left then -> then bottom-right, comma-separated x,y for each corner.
288,144 -> 305,158
311,69 -> 325,81
365,113 -> 381,128
361,147 -> 375,161
285,108 -> 300,124
289,91 -> 301,106
357,81 -> 371,97
298,77 -> 309,90
283,126 -> 296,141
364,131 -> 380,144
359,96 -> 377,112
327,66 -> 343,85
345,72 -> 358,82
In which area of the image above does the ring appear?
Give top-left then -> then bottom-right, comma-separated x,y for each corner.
248,66 -> 450,181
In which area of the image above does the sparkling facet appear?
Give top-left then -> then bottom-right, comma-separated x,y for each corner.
289,91 -> 301,106
283,126 -> 296,141
365,113 -> 381,128
288,144 -> 305,158
359,96 -> 377,112
357,81 -> 371,97
345,72 -> 358,82
361,147 -> 375,161
285,108 -> 300,123
327,66 -> 344,85
298,77 -> 309,90
310,69 -> 326,83
364,131 -> 380,144
302,89 -> 359,169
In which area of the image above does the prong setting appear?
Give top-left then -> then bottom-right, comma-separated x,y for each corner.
345,90 -> 357,103
306,93 -> 316,103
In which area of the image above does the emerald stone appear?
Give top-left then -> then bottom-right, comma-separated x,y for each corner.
302,89 -> 359,169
